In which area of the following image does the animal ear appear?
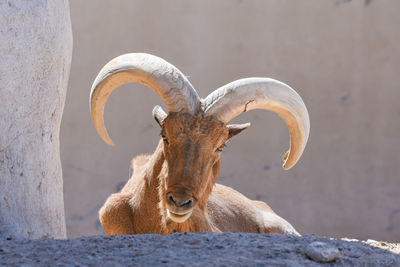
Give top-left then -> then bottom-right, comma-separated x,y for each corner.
227,123 -> 251,140
152,105 -> 167,127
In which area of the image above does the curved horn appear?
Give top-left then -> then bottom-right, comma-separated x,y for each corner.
90,53 -> 200,146
203,78 -> 310,170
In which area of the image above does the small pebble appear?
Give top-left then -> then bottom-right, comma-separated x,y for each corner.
305,241 -> 340,263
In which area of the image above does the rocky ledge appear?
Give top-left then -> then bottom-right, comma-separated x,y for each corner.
0,233 -> 399,266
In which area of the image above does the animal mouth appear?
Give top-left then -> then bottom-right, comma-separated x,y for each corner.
167,209 -> 192,223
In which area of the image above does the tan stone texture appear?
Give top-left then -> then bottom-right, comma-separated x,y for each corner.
0,0 -> 72,239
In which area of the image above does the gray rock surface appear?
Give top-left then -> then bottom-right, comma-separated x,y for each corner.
305,241 -> 340,262
0,233 -> 399,266
0,0 -> 72,239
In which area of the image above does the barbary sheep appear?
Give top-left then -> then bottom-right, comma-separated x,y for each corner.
90,53 -> 310,235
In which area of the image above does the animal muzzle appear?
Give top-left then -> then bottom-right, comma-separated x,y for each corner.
166,193 -> 195,223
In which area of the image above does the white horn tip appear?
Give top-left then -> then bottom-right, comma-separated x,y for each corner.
282,150 -> 291,170
102,137 -> 115,147
107,141 -> 115,147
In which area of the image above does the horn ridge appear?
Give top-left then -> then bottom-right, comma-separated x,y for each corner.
90,53 -> 200,146
203,77 -> 310,170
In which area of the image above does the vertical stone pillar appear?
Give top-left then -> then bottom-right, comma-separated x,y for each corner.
0,0 -> 72,239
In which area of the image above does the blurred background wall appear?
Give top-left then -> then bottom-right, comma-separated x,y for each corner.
62,0 -> 400,241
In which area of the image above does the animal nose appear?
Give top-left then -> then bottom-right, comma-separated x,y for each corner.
167,194 -> 193,208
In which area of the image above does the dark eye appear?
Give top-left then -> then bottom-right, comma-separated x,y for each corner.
215,143 -> 226,152
160,129 -> 169,145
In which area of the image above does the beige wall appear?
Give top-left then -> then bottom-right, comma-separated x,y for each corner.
62,0 -> 400,241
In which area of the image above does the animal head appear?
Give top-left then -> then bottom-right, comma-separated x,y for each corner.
152,110 -> 250,222
90,53 -> 310,223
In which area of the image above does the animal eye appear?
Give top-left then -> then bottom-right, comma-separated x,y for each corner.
160,130 -> 169,145
162,137 -> 169,145
215,143 -> 226,152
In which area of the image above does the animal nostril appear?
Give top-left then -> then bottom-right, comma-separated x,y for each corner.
179,198 -> 192,207
168,195 -> 193,207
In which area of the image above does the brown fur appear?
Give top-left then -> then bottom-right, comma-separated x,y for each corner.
99,112 -> 299,235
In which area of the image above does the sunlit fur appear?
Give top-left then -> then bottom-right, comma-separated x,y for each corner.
99,112 -> 299,235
